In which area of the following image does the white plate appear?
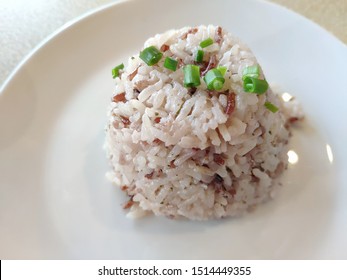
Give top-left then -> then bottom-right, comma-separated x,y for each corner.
1,0 -> 347,259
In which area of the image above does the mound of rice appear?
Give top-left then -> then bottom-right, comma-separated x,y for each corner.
105,25 -> 301,220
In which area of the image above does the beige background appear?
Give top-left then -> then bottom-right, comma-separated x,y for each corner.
0,0 -> 346,87
270,0 -> 346,43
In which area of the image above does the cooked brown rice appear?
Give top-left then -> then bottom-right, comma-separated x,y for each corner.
104,25 -> 301,220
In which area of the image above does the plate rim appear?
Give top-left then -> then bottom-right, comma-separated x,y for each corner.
1,0 -> 346,94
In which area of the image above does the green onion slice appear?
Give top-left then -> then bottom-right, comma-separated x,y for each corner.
217,66 -> 227,76
183,65 -> 201,88
243,76 -> 269,94
242,65 -> 260,80
164,57 -> 178,71
112,63 -> 124,79
264,101 -> 279,113
203,68 -> 225,91
139,46 -> 163,66
196,50 -> 204,63
200,38 -> 214,48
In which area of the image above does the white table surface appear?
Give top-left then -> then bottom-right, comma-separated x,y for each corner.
0,0 -> 116,88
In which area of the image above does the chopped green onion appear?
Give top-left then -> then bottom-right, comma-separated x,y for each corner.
200,38 -> 214,48
217,66 -> 227,76
112,63 -> 124,78
243,76 -> 269,94
139,46 -> 163,66
164,57 -> 178,71
195,50 -> 204,63
183,65 -> 201,88
203,68 -> 225,91
264,101 -> 279,113
242,65 -> 260,80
